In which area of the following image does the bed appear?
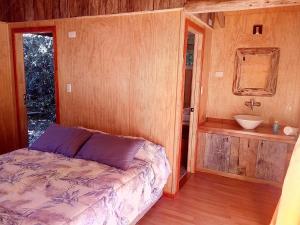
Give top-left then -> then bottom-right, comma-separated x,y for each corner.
0,140 -> 170,225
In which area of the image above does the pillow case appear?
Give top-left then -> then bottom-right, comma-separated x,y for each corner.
76,132 -> 145,170
30,124 -> 92,157
78,126 -> 154,162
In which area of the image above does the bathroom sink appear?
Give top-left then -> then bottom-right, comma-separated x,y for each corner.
234,115 -> 263,130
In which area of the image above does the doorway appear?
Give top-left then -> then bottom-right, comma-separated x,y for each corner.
179,20 -> 205,187
12,27 -> 59,147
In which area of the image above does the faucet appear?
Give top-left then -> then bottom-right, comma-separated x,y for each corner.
245,98 -> 261,111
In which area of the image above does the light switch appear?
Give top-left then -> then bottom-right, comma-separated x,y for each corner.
68,31 -> 76,38
215,71 -> 224,78
66,84 -> 72,93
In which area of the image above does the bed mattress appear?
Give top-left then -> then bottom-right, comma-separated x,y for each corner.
0,141 -> 170,225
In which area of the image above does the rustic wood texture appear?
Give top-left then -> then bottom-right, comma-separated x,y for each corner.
1,0 -> 186,22
203,134 -> 231,171
228,135 -> 240,174
238,138 -> 259,177
199,118 -> 297,144
202,133 -> 241,173
138,172 -> 281,225
233,48 -> 280,96
0,1 -> 6,21
207,7 -> 300,127
196,132 -> 206,171
194,13 -> 215,28
197,129 -> 293,185
256,140 -> 288,183
215,12 -> 225,27
10,11 -> 183,194
185,0 -> 300,13
0,22 -> 19,154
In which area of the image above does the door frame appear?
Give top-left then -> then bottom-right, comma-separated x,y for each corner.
177,19 -> 206,189
11,26 -> 60,147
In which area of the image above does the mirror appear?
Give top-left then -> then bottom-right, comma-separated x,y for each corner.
233,48 -> 280,96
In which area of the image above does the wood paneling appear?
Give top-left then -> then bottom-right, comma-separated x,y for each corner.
2,0 -> 186,22
228,134 -> 239,173
138,172 -> 281,225
239,138 -> 259,177
197,131 -> 293,185
10,10 -> 183,194
59,11 -> 181,194
0,22 -> 18,153
203,134 -> 231,171
256,140 -> 287,182
207,7 -> 300,127
185,0 -> 300,13
0,1 -> 6,21
13,33 -> 28,147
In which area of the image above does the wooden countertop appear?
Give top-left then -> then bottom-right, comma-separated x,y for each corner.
198,118 -> 298,144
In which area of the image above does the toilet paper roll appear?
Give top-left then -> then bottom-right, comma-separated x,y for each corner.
283,126 -> 299,136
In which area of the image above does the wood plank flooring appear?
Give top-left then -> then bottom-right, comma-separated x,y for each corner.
138,172 -> 281,225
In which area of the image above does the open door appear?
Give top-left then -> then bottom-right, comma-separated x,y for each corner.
178,19 -> 205,188
12,27 -> 59,147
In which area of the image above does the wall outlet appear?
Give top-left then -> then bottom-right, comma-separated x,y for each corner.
68,31 -> 76,38
66,83 -> 72,93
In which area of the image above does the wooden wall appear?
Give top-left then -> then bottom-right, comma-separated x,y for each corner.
2,0 -> 185,22
0,0 -> 7,21
9,10 -> 184,194
207,7 -> 300,127
0,22 -> 19,153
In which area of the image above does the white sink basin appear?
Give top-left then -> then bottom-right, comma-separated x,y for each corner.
234,115 -> 263,130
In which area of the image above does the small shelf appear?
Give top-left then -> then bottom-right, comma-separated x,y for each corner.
199,118 -> 298,144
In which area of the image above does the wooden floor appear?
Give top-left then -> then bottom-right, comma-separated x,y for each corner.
138,172 -> 281,225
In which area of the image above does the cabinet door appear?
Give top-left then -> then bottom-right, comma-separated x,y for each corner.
255,140 -> 288,183
203,134 -> 239,172
238,138 -> 260,177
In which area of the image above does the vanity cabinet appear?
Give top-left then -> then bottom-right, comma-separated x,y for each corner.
197,120 -> 296,185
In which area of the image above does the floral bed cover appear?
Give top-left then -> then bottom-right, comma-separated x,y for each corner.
0,141 -> 170,225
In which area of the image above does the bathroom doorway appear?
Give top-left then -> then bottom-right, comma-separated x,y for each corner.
179,19 -> 205,187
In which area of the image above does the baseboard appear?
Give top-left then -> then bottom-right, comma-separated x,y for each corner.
196,168 -> 282,188
163,191 -> 177,199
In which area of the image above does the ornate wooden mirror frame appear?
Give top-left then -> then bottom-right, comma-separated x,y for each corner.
233,48 -> 280,96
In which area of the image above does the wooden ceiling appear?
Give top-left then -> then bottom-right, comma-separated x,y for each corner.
185,0 -> 300,13
1,0 -> 300,22
0,0 -> 185,22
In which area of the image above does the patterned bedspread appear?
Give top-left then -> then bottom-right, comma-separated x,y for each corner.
0,141 -> 170,225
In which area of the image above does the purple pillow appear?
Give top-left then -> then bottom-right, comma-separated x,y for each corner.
76,133 -> 145,170
30,124 -> 92,157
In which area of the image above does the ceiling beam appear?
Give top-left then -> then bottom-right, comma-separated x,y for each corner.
194,13 -> 216,28
184,0 -> 300,13
216,12 -> 225,28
